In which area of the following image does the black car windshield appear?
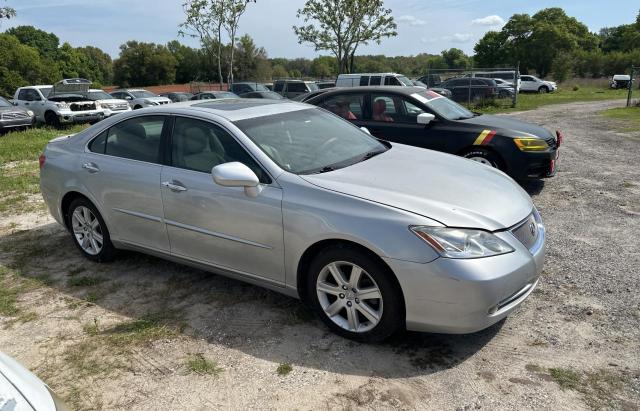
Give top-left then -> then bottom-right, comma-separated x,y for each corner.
234,108 -> 387,174
414,93 -> 475,120
131,90 -> 157,98
398,76 -> 414,86
88,91 -> 113,100
0,97 -> 12,107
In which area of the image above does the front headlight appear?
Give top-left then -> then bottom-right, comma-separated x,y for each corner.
27,110 -> 34,116
513,137 -> 549,152
55,102 -> 70,110
410,226 -> 514,259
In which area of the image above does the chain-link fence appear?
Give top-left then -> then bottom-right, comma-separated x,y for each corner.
420,67 -> 520,109
626,66 -> 638,107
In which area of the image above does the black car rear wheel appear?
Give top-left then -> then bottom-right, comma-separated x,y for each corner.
461,148 -> 503,170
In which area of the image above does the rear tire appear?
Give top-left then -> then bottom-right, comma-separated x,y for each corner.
538,86 -> 549,94
44,111 -> 61,128
306,245 -> 404,342
461,148 -> 504,170
67,198 -> 115,262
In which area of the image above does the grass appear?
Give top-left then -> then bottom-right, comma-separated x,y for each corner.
475,87 -> 629,114
0,124 -> 88,215
549,367 -> 582,391
67,275 -> 106,287
544,366 -> 630,409
102,310 -> 184,347
276,363 -> 293,376
185,354 -> 224,376
601,106 -> 640,133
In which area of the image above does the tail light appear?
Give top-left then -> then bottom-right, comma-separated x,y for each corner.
39,154 -> 46,169
556,130 -> 563,147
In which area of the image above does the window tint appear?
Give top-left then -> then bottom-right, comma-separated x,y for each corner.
273,82 -> 284,92
287,82 -> 307,93
372,94 -> 426,123
359,76 -> 370,86
521,76 -> 532,81
384,77 -> 401,86
105,116 -> 165,163
89,131 -> 107,154
369,76 -> 381,85
320,94 -> 364,120
171,117 -> 269,183
19,89 -> 41,101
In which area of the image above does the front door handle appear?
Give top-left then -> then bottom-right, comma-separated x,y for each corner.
162,181 -> 187,192
82,162 -> 100,173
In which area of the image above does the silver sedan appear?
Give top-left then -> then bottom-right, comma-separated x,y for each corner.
39,99 -> 545,341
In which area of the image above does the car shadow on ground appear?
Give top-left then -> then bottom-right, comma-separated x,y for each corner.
0,222 -> 503,378
520,179 -> 545,196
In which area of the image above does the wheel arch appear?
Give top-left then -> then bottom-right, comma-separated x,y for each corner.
296,239 -> 405,313
60,191 -> 92,229
457,145 -> 509,173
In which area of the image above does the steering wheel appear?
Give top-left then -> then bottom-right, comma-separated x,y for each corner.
318,137 -> 340,153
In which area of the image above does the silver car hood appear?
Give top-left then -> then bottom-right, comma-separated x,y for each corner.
142,96 -> 171,103
0,352 -> 55,411
300,144 -> 533,231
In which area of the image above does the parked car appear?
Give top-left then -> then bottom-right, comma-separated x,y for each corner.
336,73 -> 414,88
0,351 -> 69,410
467,70 -> 521,89
610,74 -> 632,89
293,88 -> 332,102
84,89 -> 131,117
14,79 -> 105,127
273,79 -> 319,99
109,89 -> 172,109
305,86 -> 561,180
40,99 -> 545,342
493,79 -> 516,97
0,96 -> 35,132
411,80 -> 453,98
160,92 -> 194,102
439,77 -> 499,103
519,75 -> 557,93
238,91 -> 285,100
230,82 -> 270,94
264,82 -> 274,91
416,74 -> 442,88
316,80 -> 336,89
191,91 -> 238,100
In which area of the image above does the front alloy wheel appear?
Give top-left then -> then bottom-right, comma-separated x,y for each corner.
316,261 -> 383,333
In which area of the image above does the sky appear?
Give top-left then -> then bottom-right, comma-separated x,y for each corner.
2,0 -> 638,59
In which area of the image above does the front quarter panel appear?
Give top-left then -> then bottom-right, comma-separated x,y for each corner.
279,173 -> 442,291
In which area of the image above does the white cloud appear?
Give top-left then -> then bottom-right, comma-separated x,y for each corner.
472,15 -> 505,26
442,33 -> 473,43
397,15 -> 427,26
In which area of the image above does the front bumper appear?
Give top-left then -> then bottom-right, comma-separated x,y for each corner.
0,116 -> 35,129
58,110 -> 105,124
386,221 -> 545,334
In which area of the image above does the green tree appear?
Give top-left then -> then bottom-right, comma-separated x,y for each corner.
271,64 -> 289,79
234,34 -> 271,81
0,33 -> 59,96
5,25 -> 59,59
168,40 -> 207,83
310,56 -> 337,78
473,31 -> 507,67
113,41 -> 177,87
223,0 -> 255,85
76,46 -> 114,85
441,48 -> 470,69
293,0 -> 397,73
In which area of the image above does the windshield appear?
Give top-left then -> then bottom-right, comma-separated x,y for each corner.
234,108 -> 387,174
414,92 -> 474,120
40,87 -> 52,98
307,82 -> 319,91
88,91 -> 113,100
0,97 -> 11,108
131,90 -> 158,98
398,76 -> 414,86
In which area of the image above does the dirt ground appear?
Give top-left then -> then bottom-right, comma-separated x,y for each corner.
0,100 -> 638,410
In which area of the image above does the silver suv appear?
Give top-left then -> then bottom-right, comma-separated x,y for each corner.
273,80 -> 319,99
109,89 -> 172,109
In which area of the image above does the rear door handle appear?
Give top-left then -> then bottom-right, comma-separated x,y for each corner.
82,162 -> 100,173
162,181 -> 187,192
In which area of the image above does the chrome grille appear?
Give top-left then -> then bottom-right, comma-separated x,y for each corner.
1,111 -> 29,120
511,213 -> 538,250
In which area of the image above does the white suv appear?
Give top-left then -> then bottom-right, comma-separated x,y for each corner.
13,79 -> 105,127
519,75 -> 557,93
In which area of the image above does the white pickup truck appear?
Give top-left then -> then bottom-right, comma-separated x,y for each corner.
13,78 -> 105,127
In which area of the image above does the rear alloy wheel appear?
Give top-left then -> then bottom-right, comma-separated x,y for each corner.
307,246 -> 403,342
462,148 -> 503,169
68,198 -> 115,262
538,86 -> 549,94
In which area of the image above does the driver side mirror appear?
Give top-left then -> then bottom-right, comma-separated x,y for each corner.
360,127 -> 371,135
212,162 -> 262,197
417,113 -> 435,125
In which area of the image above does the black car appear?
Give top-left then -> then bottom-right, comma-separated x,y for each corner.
305,86 -> 561,180
160,92 -> 194,102
439,77 -> 499,103
191,91 -> 238,100
238,91 -> 285,100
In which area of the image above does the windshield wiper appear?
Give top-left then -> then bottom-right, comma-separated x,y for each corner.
359,149 -> 386,162
310,166 -> 335,174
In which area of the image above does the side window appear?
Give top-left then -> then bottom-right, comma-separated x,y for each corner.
320,94 -> 364,120
384,77 -> 401,86
369,76 -> 381,86
359,76 -> 370,86
522,76 -> 532,82
18,90 -> 29,101
171,117 -> 270,183
105,116 -> 165,163
401,99 -> 426,122
89,130 -> 108,154
273,82 -> 284,92
287,83 -> 306,93
19,89 -> 41,101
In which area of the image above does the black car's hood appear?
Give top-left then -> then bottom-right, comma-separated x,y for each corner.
459,114 -> 555,139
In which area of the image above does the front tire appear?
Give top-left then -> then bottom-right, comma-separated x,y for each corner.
44,111 -> 61,128
307,246 -> 403,342
461,148 -> 503,169
67,198 -> 115,262
538,86 -> 549,93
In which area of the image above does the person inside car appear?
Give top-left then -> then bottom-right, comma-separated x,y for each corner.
334,100 -> 357,120
372,99 -> 393,122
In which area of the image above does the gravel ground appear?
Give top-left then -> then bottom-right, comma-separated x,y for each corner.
0,100 -> 638,410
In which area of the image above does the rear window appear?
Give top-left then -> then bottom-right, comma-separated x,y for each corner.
359,76 -> 370,86
274,82 -> 284,92
287,82 -> 307,93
